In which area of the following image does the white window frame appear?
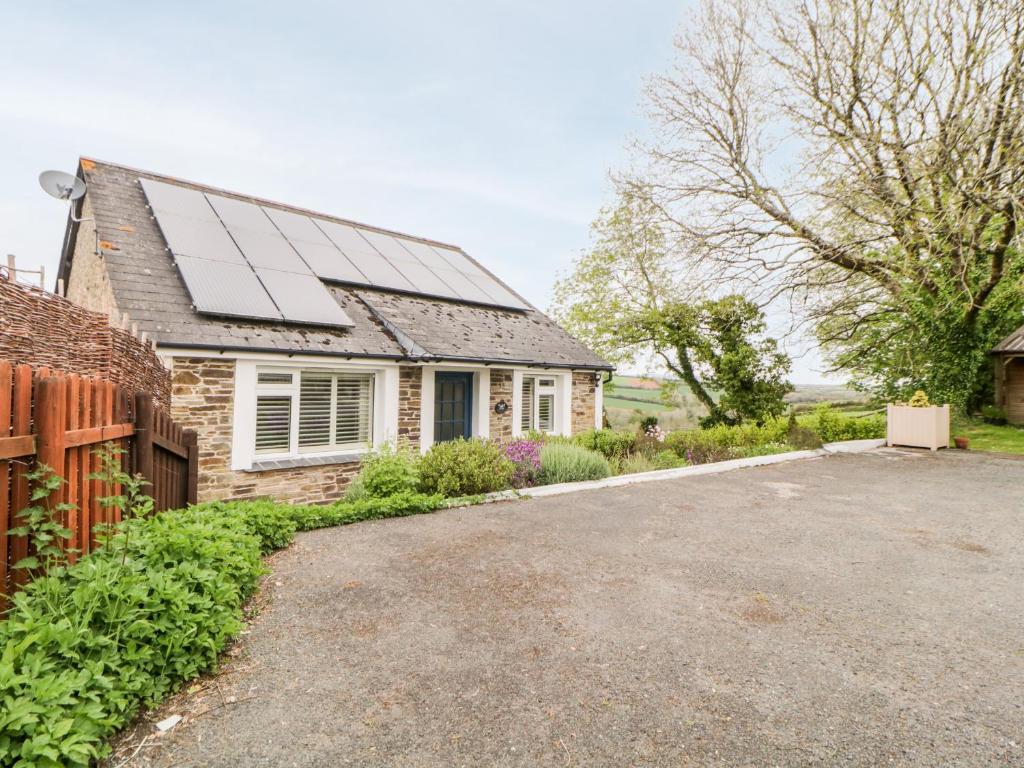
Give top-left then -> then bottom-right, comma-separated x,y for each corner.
227,355 -> 399,471
512,370 -> 572,437
253,368 -> 375,458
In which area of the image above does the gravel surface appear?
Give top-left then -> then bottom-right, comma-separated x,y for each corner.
121,449 -> 1024,767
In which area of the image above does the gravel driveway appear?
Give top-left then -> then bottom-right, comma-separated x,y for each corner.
123,449 -> 1023,767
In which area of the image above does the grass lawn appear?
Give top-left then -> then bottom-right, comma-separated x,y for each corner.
951,419 -> 1024,454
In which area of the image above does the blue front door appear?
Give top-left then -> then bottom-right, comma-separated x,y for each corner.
434,372 -> 473,442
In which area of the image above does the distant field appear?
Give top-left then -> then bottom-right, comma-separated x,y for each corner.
604,396 -> 668,413
604,375 -> 872,430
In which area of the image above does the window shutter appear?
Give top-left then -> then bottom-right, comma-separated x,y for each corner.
336,373 -> 373,446
521,377 -> 534,432
255,395 -> 292,453
538,393 -> 554,432
299,372 -> 334,448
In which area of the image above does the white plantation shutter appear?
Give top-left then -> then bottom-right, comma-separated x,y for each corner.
299,372 -> 334,448
538,393 -> 553,432
255,396 -> 292,453
521,377 -> 534,432
255,367 -> 375,456
335,374 -> 373,446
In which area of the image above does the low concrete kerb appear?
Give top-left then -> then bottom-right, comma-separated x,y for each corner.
476,438 -> 887,502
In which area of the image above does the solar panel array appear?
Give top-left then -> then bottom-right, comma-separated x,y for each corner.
140,178 -> 528,328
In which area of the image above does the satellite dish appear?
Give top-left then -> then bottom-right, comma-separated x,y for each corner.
39,170 -> 86,201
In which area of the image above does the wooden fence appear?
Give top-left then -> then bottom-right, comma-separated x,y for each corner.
0,362 -> 197,604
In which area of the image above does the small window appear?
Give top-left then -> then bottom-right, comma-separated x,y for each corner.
521,375 -> 557,434
258,372 -> 293,385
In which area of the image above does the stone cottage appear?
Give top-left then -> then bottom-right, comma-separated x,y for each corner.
56,158 -> 611,502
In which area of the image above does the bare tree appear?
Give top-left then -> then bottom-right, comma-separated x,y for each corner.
629,0 -> 1024,406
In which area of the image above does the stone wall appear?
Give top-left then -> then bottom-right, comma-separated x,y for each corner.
64,195 -> 119,318
169,357 -> 359,504
571,371 -> 598,434
398,366 -> 421,447
489,368 -> 514,439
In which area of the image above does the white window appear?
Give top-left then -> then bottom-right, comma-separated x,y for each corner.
255,368 -> 374,455
521,376 -> 557,433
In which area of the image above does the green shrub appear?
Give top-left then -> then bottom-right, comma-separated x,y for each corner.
539,443 -> 610,484
346,444 -> 420,500
809,404 -> 885,442
786,411 -> 823,450
418,438 -> 514,496
0,481 -> 447,767
0,504 -> 270,767
980,404 -> 1008,425
573,428 -> 638,459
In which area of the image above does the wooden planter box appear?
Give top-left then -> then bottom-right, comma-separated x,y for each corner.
886,404 -> 950,450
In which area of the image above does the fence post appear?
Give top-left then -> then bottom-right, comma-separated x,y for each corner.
133,392 -> 155,492
184,430 -> 199,506
35,376 -> 67,542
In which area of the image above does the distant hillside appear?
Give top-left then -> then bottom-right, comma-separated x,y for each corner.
604,375 -> 872,429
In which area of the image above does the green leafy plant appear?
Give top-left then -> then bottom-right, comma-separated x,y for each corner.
346,443 -> 421,501
6,464 -> 75,574
573,428 -> 638,459
809,404 -> 886,442
90,442 -> 154,564
418,438 -> 514,497
539,443 -> 610,484
0,480 -> 448,767
786,410 -> 823,450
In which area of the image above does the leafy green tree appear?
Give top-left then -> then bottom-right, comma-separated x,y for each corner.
553,193 -> 793,425
627,0 -> 1024,410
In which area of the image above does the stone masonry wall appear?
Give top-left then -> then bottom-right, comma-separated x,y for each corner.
571,371 -> 598,435
489,369 -> 514,440
170,357 -> 359,504
64,195 -> 119,318
398,366 -> 421,447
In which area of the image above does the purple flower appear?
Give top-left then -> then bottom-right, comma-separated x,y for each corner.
503,439 -> 542,488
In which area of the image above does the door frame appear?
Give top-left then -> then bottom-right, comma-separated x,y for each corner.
433,371 -> 474,442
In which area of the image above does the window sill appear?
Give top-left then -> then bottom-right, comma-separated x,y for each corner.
245,452 -> 366,473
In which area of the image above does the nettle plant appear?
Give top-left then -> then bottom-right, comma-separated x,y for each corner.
8,441 -> 153,575
7,464 -> 77,574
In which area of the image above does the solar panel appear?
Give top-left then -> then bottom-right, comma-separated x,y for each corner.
139,178 -> 218,220
141,176 -> 530,315
290,240 -> 367,283
255,268 -> 354,327
394,238 -> 454,271
468,273 -> 529,309
263,207 -> 332,243
175,256 -> 282,320
206,194 -> 279,233
150,212 -> 247,263
432,267 -> 498,305
316,221 -> 415,291
430,244 -> 488,276
228,228 -> 312,274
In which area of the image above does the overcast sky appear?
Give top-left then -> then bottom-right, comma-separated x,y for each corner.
1,1 -> 835,383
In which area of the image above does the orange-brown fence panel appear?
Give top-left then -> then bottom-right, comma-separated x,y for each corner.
0,363 -> 197,606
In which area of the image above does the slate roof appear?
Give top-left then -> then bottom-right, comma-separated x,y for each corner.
993,323 -> 1024,354
59,159 -> 610,370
